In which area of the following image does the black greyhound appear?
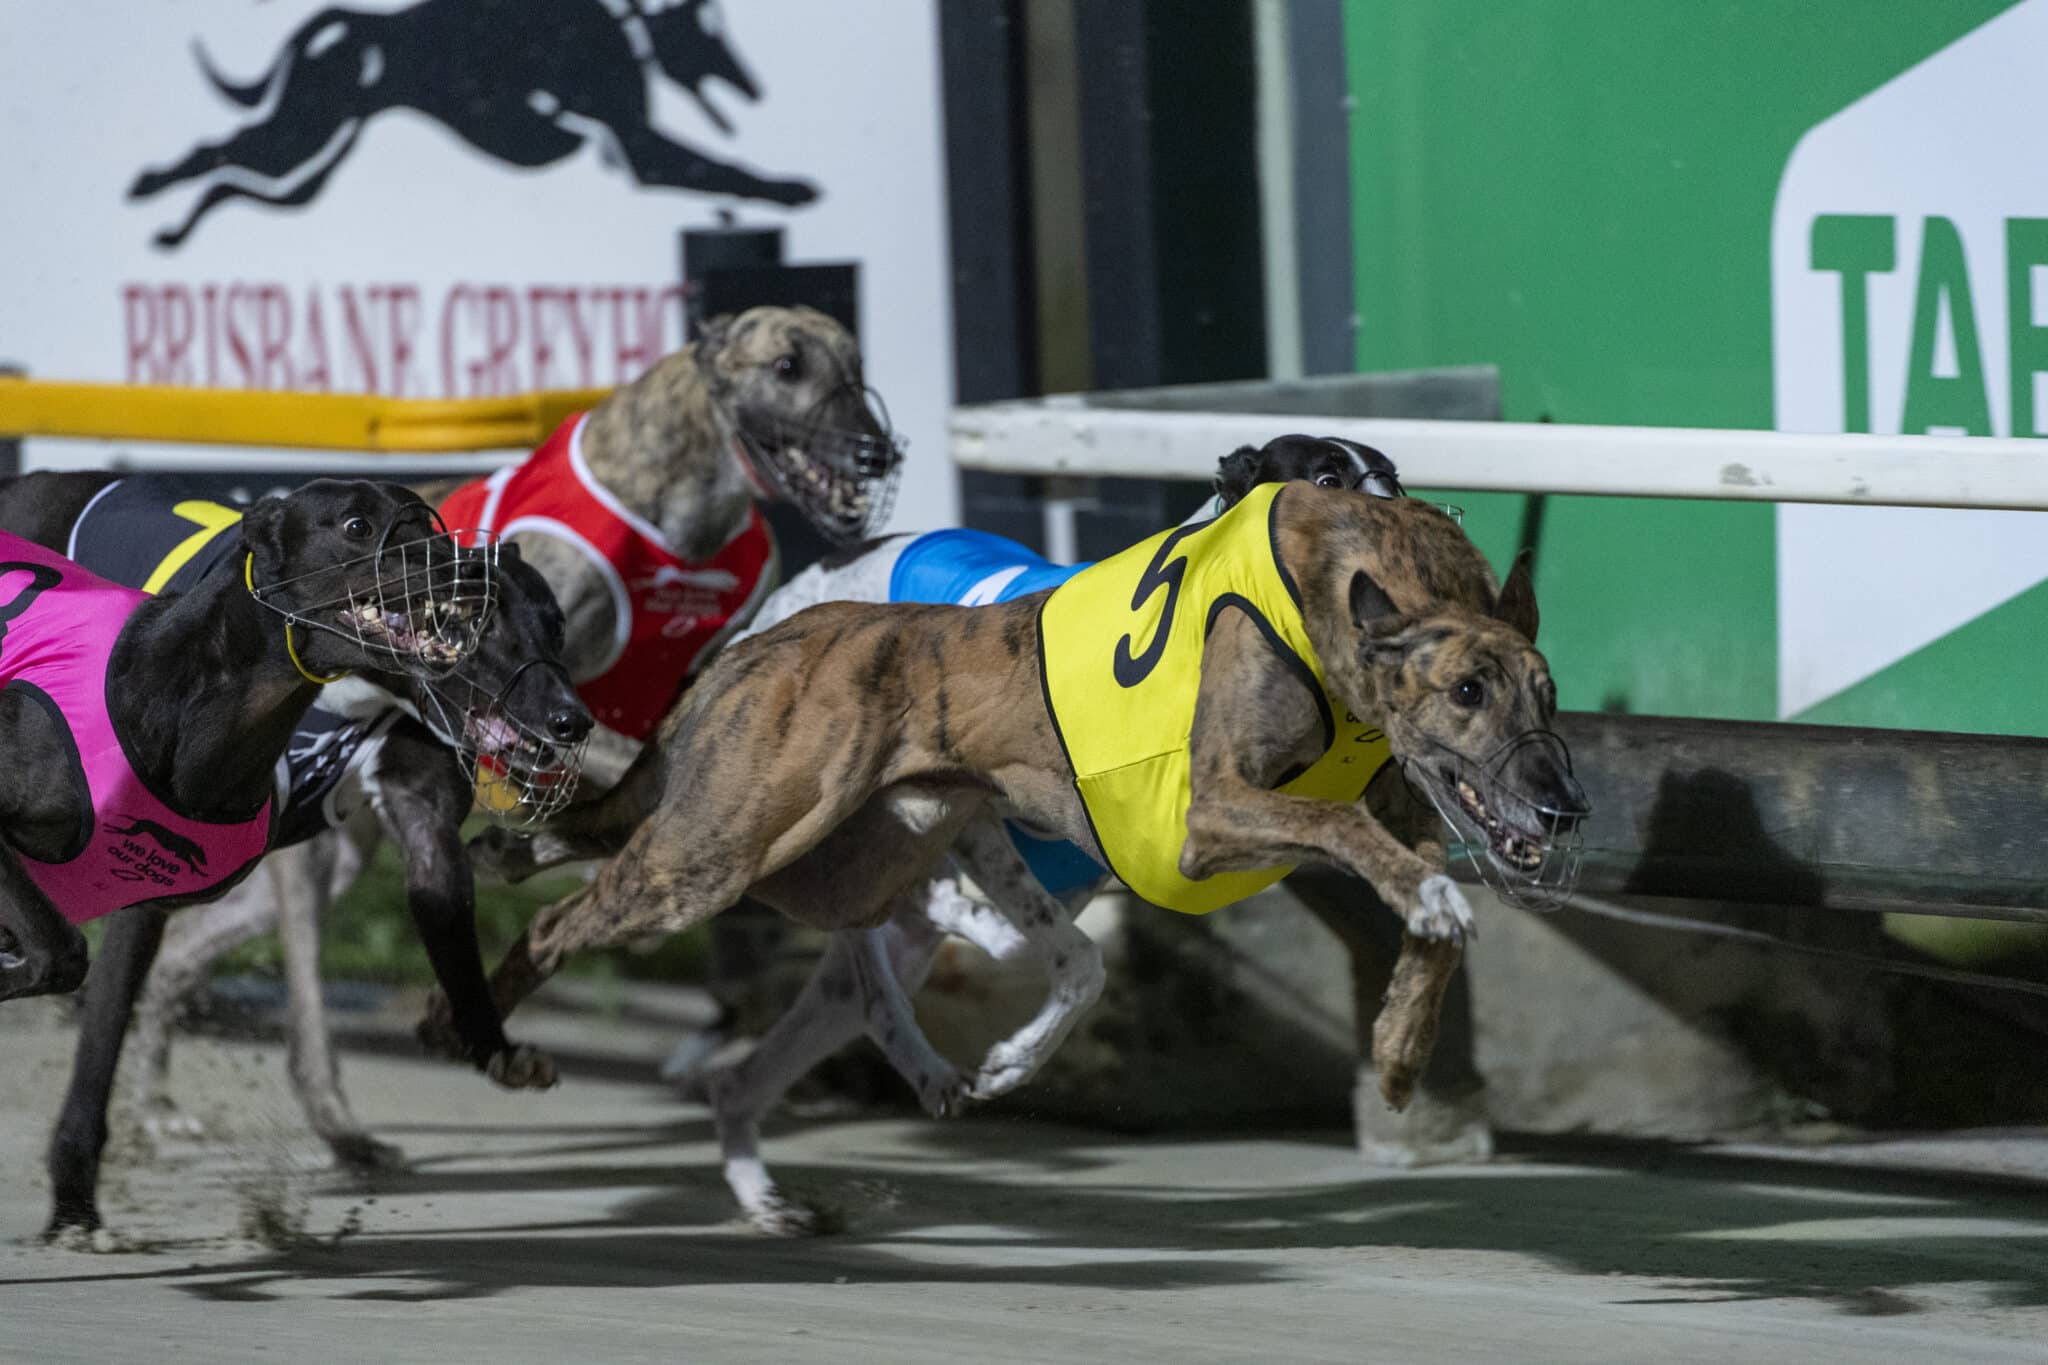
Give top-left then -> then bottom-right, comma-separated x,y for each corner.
131,0 -> 816,248
0,473 -> 589,1234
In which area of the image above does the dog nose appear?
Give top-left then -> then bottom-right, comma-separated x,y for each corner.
549,709 -> 592,742
1545,772 -> 1593,827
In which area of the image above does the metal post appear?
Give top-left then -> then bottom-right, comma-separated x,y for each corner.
1253,0 -> 1304,382
0,365 -> 25,477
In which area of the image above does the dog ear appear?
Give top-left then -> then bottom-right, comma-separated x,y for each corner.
1349,568 -> 1404,633
240,494 -> 291,584
1212,445 -> 1260,509
1492,549 -> 1540,644
694,312 -> 736,363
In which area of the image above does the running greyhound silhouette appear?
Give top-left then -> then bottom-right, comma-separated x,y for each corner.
103,817 -> 210,874
129,0 -> 818,249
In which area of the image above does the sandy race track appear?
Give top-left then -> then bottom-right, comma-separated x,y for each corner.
4,991 -> 2048,1364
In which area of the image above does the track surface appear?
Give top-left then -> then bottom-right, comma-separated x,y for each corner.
4,999 -> 2048,1364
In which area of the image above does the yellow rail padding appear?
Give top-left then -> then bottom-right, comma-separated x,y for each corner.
0,379 -> 614,453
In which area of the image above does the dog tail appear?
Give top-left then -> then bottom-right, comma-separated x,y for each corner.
191,37 -> 281,109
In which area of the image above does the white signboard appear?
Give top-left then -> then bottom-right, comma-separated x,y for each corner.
1771,0 -> 2048,716
0,0 -> 956,529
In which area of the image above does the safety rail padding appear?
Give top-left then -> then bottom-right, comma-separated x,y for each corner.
1540,712 -> 2048,924
953,398 -> 2048,510
0,379 -> 613,453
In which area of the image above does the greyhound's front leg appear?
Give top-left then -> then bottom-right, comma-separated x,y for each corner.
376,733 -> 556,1091
0,845 -> 87,1003
1182,784 -> 1471,942
948,816 -> 1104,1100
1179,605 -> 1471,942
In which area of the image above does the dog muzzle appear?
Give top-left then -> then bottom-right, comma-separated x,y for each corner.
722,382 -> 905,544
248,516 -> 498,679
1406,728 -> 1589,911
415,658 -> 588,826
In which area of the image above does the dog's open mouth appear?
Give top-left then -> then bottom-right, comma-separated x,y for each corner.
786,447 -> 883,534
459,705 -> 584,823
724,385 -> 905,542
1409,731 -> 1589,911
1450,771 -> 1552,874
338,594 -> 479,667
255,530 -> 497,678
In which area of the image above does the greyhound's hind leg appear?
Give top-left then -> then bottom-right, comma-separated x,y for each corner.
949,817 -> 1104,1100
46,910 -> 169,1243
271,830 -> 404,1172
710,909 -> 946,1235
130,882 -> 286,1137
846,921 -> 969,1118
0,846 -> 88,1003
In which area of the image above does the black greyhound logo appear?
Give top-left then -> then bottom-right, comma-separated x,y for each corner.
104,816 -> 210,874
130,0 -> 818,249
0,563 -> 62,653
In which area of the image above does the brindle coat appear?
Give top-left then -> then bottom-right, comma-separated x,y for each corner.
446,487 -> 1571,1124
505,303 -> 879,701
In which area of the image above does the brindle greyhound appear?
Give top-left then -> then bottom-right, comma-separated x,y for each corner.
646,431 -> 1410,1088
131,0 -> 815,248
120,304 -> 898,1167
453,484 -> 1586,1231
0,480 -> 498,1237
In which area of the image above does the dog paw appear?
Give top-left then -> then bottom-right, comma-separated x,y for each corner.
141,1105 -> 206,1142
486,1044 -> 558,1091
325,1131 -> 409,1174
413,997 -> 468,1063
746,1193 -> 825,1238
969,1041 -> 1043,1101
1405,875 -> 1474,942
44,1222 -> 134,1255
916,1068 -> 972,1119
41,1206 -> 115,1251
466,827 -> 538,884
1356,1081 -> 1494,1170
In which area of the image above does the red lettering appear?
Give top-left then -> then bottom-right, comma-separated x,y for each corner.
201,284 -> 221,387
122,284 -> 158,384
340,285 -> 379,394
257,284 -> 293,389
480,285 -> 519,395
528,286 -> 561,389
440,284 -> 471,396
160,286 -> 195,386
300,287 -> 330,392
387,285 -> 421,397
225,284 -> 257,387
607,287 -> 637,383
561,286 -> 596,386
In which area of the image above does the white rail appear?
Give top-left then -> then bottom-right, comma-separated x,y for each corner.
951,401 -> 2048,510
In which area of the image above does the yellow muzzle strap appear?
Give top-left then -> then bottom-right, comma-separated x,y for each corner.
245,553 -> 350,687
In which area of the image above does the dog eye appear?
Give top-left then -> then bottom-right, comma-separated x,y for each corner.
342,516 -> 374,541
773,353 -> 802,381
1314,473 -> 1342,488
1452,677 -> 1484,708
